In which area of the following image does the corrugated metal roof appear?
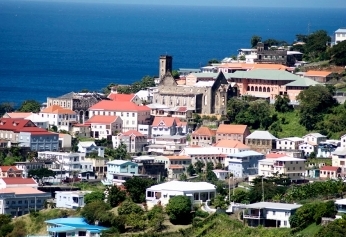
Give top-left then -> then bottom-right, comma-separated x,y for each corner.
246,130 -> 277,140
229,69 -> 302,81
285,77 -> 321,87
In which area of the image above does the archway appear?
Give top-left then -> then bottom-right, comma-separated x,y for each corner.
251,86 -> 254,91
259,87 -> 262,92
255,86 -> 258,92
263,87 -> 267,92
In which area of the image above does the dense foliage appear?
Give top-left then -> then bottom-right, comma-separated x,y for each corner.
18,99 -> 41,113
315,215 -> 346,237
28,168 -> 55,183
166,195 -> 193,224
103,76 -> 155,95
84,190 -> 104,204
124,177 -> 156,203
107,186 -> 127,207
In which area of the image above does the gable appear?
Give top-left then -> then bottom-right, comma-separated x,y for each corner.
159,72 -> 178,87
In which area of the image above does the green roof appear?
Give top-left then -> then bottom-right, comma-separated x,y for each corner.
285,77 -> 322,87
229,69 -> 302,81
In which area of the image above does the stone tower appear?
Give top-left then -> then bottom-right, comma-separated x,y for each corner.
159,55 -> 173,79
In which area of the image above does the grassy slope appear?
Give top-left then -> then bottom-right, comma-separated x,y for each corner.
276,111 -> 308,138
298,223 -> 322,237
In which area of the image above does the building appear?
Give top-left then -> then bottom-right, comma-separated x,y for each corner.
71,123 -> 91,138
155,155 -> 192,180
302,133 -> 327,145
317,141 -> 339,158
159,55 -> 173,80
0,166 -> 23,178
299,142 -> 317,158
191,126 -> 216,147
254,42 -> 296,66
107,92 -> 142,105
113,130 -> 147,153
145,181 -> 216,209
105,160 -> 138,183
0,177 -> 38,189
0,187 -> 50,217
276,137 -> 304,151
151,117 -> 182,137
18,131 -> 59,151
15,161 -> 45,178
59,133 -> 72,149
341,134 -> 346,148
133,156 -> 166,178
319,166 -> 341,179
335,28 -> 346,44
243,202 -> 302,228
212,170 -> 230,180
332,147 -> 346,175
335,199 -> 346,218
25,113 -> 49,129
47,92 -> 105,123
146,135 -> 187,155
55,191 -> 91,209
84,157 -> 108,176
2,112 -> 32,119
39,105 -> 77,131
245,131 -> 277,153
77,141 -> 105,158
180,147 -> 225,166
214,140 -> 250,155
304,70 -> 334,83
227,150 -> 265,178
216,124 -> 250,143
84,115 -> 122,139
88,101 -> 151,132
45,217 -> 108,237
258,157 -> 306,182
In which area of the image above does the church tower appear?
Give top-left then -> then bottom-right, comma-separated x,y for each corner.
159,55 -> 173,79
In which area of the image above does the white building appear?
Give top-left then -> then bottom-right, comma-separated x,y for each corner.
77,141 -> 105,158
39,105 -> 77,131
15,161 -> 45,178
258,156 -> 306,182
335,28 -> 346,44
302,133 -> 327,145
179,146 -> 226,166
340,134 -> 346,148
212,170 -> 230,180
145,181 -> 216,209
25,113 -> 49,129
299,142 -> 317,158
276,137 -> 304,151
84,115 -> 122,140
214,140 -> 250,155
55,191 -> 91,209
59,133 -> 72,149
243,202 -> 302,228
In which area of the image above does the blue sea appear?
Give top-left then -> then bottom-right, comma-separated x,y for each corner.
0,1 -> 346,105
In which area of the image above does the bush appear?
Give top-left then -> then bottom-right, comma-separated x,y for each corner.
166,196 -> 193,225
195,209 -> 209,218
192,217 -> 203,227
118,200 -> 144,216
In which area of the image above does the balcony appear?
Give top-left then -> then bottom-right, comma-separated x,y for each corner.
243,214 -> 265,219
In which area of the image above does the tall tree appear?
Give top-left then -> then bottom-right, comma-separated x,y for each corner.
124,177 -> 156,203
166,195 -> 192,224
18,100 -> 41,113
251,35 -> 262,48
304,30 -> 331,61
0,102 -> 15,116
274,95 -> 293,113
330,40 -> 346,66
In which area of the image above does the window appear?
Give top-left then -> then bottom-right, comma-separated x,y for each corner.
284,221 -> 287,226
272,211 -> 276,215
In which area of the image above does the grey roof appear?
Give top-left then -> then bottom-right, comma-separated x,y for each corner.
285,77 -> 321,87
228,150 -> 264,158
190,72 -> 219,78
335,28 -> 346,33
333,147 -> 346,156
178,68 -> 201,73
58,92 -> 75,99
245,202 -> 302,210
246,131 -> 278,140
228,69 -> 302,81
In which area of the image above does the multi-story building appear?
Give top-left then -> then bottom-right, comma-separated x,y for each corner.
19,131 -> 59,151
55,191 -> 91,209
246,131 -> 277,154
0,177 -> 38,189
77,141 -> 105,157
304,70 -> 334,83
146,135 -> 187,155
88,101 -> 151,132
243,202 -> 302,228
133,156 -> 166,179
302,133 -> 327,145
85,115 -> 122,139
84,157 -> 108,177
151,117 -> 181,137
227,150 -> 265,178
113,130 -> 147,153
104,160 -> 138,184
154,155 -> 191,180
214,140 -> 250,155
216,124 -> 250,143
107,92 -> 142,105
335,28 -> 346,44
15,161 -> 45,178
180,147 -> 225,166
191,126 -> 216,147
276,137 -> 304,151
341,134 -> 346,148
39,105 -> 77,131
258,156 -> 306,182
319,166 -> 341,179
24,113 -> 49,129
71,123 -> 91,138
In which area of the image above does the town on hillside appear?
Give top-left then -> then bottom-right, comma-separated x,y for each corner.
1,28 -> 346,237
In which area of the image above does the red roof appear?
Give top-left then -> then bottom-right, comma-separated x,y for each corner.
4,112 -> 32,119
121,130 -> 145,137
0,118 -> 47,133
320,166 -> 340,172
0,166 -> 19,172
152,117 -> 177,127
177,107 -> 188,112
192,126 -> 216,137
89,101 -> 150,112
266,153 -> 286,159
1,177 -> 37,185
85,115 -> 119,124
107,93 -> 135,101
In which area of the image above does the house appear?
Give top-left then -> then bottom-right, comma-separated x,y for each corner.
191,126 -> 216,147
85,115 -> 122,139
227,150 -> 265,178
0,187 -> 50,217
55,191 -> 91,209
136,89 -> 153,104
107,92 -> 142,105
341,134 -> 346,148
84,157 -> 108,176
302,133 -> 327,145
258,157 -> 306,182
0,177 -> 38,189
332,147 -> 346,175
276,137 -> 304,151
105,160 -> 138,184
71,123 -> 91,138
245,131 -> 277,153
155,155 -> 191,180
216,124 -> 250,143
214,140 -> 250,155
25,113 -> 49,129
2,112 -> 32,119
45,217 -> 108,237
317,141 -> 339,158
146,135 -> 187,155
243,202 -> 302,228
113,130 -> 147,153
299,142 -> 317,158
0,139 -> 8,148
212,170 -> 230,180
319,166 -> 341,179
78,141 -> 105,158
39,105 -> 77,131
304,70 -> 334,83
138,124 -> 151,137
335,28 -> 346,44
145,181 -> 216,209
88,100 -> 151,132
335,199 -> 346,218
18,130 -> 59,151
59,133 -> 72,149
180,147 -> 225,166
15,161 -> 45,178
151,117 -> 181,137
133,156 -> 166,178
0,166 -> 23,178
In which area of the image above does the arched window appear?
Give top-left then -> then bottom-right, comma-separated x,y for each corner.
251,86 -> 254,91
267,87 -> 270,92
259,87 -> 262,92
255,86 -> 258,92
263,87 -> 267,92
247,86 -> 250,91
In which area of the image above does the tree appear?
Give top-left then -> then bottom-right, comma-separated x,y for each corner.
274,95 -> 293,113
194,160 -> 205,174
0,102 -> 15,116
0,214 -> 13,237
81,201 -> 111,224
187,164 -> 195,176
166,195 -> 192,224
6,220 -> 26,237
126,213 -> 147,231
251,35 -> 262,48
213,194 -> 228,209
113,142 -> 130,159
179,173 -> 187,181
172,70 -> 180,79
208,59 -> 220,65
315,215 -> 346,237
330,40 -> 346,66
304,30 -> 331,61
147,205 -> 165,232
107,186 -> 127,207
124,177 -> 156,203
84,190 -> 104,204
28,168 -> 54,183
118,200 -> 144,216
226,98 -> 249,122
18,100 -> 41,113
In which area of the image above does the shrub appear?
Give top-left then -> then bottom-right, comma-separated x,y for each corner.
195,209 -> 209,218
118,200 -> 144,216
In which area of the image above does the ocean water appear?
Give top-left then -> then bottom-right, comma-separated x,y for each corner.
0,1 -> 346,105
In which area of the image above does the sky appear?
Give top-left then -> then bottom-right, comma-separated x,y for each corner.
23,0 -> 346,8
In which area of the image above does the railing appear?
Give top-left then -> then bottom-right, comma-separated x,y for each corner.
243,214 -> 264,219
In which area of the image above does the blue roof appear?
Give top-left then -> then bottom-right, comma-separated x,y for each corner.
228,150 -> 264,158
45,218 -> 108,233
48,227 -> 76,232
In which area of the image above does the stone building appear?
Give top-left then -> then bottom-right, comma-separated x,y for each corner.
254,42 -> 296,66
47,92 -> 106,123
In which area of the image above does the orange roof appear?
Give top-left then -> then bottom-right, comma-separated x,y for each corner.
4,112 -> 32,119
166,155 -> 191,160
121,130 -> 145,137
89,101 -> 150,112
218,63 -> 287,71
305,70 -> 332,77
214,140 -> 249,149
266,153 -> 286,159
41,105 -> 75,115
320,166 -> 340,172
192,126 -> 216,136
169,165 -> 184,169
216,124 -> 248,134
152,117 -> 177,127
85,115 -> 119,124
1,187 -> 46,195
107,93 -> 135,101
0,166 -> 20,172
1,177 -> 37,185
